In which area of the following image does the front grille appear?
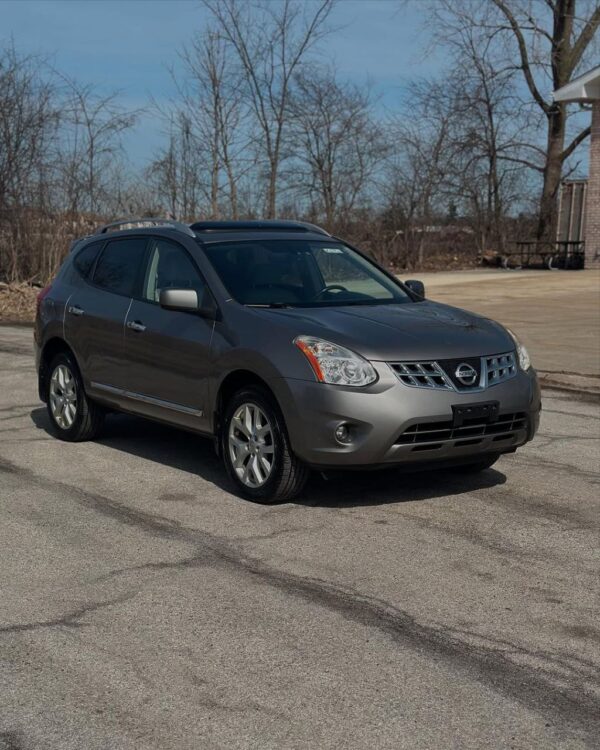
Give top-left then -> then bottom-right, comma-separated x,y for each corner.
390,361 -> 453,390
485,353 -> 517,385
389,351 -> 517,392
394,412 -> 527,447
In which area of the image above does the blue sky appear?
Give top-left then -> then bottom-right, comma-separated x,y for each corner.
1,0 -> 442,167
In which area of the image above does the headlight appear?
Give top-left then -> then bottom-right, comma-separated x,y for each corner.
294,335 -> 377,386
507,328 -> 531,371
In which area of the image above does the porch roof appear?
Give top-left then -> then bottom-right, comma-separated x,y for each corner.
553,66 -> 600,103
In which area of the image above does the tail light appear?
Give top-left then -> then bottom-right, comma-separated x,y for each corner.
36,283 -> 53,314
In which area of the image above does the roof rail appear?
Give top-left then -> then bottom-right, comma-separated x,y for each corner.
190,220 -> 330,236
96,218 -> 196,237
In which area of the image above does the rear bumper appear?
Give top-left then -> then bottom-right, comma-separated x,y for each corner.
271,363 -> 541,468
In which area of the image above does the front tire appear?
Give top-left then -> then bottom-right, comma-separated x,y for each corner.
46,352 -> 104,441
221,386 -> 309,503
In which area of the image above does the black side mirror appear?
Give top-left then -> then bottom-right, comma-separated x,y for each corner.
405,279 -> 425,299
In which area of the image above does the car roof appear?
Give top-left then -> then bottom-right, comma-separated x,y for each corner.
191,219 -> 331,245
71,218 -> 333,250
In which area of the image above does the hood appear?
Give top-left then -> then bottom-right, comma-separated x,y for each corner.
256,301 -> 513,361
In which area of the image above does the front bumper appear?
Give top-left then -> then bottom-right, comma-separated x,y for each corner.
271,363 -> 541,468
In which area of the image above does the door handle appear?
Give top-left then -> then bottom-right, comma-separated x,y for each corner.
68,305 -> 84,316
126,320 -> 146,332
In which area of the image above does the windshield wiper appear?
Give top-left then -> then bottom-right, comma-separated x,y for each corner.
313,299 -> 389,307
245,302 -> 293,309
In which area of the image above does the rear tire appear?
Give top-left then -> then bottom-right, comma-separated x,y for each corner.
221,385 -> 309,503
451,454 -> 500,473
46,352 -> 104,441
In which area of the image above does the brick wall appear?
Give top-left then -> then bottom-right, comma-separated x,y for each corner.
585,101 -> 600,268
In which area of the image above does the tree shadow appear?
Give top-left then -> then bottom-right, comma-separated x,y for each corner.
30,407 -> 507,508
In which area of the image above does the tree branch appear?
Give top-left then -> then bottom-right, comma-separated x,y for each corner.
570,5 -> 600,75
490,0 -> 550,115
497,154 -> 545,173
561,125 -> 591,161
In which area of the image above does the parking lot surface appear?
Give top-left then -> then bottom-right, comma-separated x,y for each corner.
414,269 -> 600,376
1,325 -> 599,749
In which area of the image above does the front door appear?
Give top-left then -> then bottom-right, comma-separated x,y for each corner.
123,236 -> 213,432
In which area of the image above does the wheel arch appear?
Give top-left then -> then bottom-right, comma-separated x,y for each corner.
214,369 -> 281,451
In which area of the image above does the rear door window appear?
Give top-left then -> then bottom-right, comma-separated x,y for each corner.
92,238 -> 148,297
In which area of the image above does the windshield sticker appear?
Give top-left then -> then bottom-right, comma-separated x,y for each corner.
322,247 -> 344,254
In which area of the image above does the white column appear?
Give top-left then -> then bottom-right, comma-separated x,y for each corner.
585,101 -> 600,268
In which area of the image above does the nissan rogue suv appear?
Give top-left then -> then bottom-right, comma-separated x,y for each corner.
35,218 -> 541,502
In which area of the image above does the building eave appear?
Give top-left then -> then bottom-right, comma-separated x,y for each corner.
554,66 -> 600,103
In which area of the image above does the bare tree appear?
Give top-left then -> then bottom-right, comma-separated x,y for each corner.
146,128 -> 182,220
432,11 -> 539,253
146,110 -> 206,220
382,79 -> 455,269
0,46 -> 140,282
178,29 -> 254,218
0,45 -> 60,281
287,69 -> 386,228
202,0 -> 335,218
59,77 -> 137,215
0,47 -> 56,209
431,0 -> 600,241
492,0 -> 600,240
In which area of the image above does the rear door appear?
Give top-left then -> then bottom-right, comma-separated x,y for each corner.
123,236 -> 214,432
64,236 -> 148,399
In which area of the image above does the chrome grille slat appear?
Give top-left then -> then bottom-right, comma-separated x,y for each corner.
390,361 -> 453,390
390,351 -> 517,392
395,412 -> 528,445
485,352 -> 517,385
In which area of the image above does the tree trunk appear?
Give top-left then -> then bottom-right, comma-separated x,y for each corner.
266,164 -> 277,219
226,163 -> 238,219
210,160 -> 220,219
537,0 -> 571,242
537,104 -> 566,242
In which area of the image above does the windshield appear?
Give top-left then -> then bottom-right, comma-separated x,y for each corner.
202,239 -> 412,307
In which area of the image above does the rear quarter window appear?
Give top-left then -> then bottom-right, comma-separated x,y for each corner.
73,242 -> 103,279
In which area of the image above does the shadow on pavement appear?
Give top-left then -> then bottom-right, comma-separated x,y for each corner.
298,467 -> 506,508
30,407 -> 229,492
31,407 -> 506,507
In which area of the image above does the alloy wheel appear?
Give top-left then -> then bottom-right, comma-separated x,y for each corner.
49,364 -> 78,429
228,402 -> 275,488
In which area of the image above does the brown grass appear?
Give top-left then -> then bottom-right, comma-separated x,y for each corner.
0,282 -> 39,323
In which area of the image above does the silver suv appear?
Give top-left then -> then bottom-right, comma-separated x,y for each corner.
35,218 -> 541,502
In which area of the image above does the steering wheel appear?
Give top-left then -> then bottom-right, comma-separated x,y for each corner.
312,284 -> 349,300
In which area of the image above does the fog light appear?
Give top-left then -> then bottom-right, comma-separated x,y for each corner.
335,423 -> 352,444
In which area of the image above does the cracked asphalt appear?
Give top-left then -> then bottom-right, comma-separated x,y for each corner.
0,325 -> 599,750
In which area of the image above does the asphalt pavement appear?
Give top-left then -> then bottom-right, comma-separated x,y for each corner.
1,326 -> 599,749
